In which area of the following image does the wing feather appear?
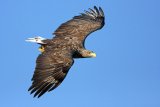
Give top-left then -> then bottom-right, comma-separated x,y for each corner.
53,6 -> 105,41
28,50 -> 74,98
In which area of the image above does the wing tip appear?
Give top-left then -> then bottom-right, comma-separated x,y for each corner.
74,6 -> 105,20
93,6 -> 104,17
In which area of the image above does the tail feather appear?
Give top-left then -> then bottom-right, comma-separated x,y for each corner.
26,36 -> 46,44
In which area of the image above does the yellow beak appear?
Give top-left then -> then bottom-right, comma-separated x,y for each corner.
90,52 -> 96,58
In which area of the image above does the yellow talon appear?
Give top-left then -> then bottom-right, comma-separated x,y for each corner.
38,46 -> 45,53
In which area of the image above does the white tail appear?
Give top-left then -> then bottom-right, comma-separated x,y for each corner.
25,36 -> 46,44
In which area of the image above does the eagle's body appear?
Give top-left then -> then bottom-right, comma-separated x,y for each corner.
26,6 -> 105,98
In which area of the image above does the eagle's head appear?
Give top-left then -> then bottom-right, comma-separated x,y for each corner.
81,50 -> 96,58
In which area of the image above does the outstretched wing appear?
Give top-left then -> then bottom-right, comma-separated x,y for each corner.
28,50 -> 74,98
53,6 -> 105,40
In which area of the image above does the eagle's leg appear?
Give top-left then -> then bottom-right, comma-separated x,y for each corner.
38,46 -> 45,53
25,36 -> 47,53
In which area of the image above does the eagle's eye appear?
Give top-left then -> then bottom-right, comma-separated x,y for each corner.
88,51 -> 93,54
87,51 -> 91,54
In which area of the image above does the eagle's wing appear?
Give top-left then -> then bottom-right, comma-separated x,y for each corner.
28,50 -> 74,98
53,6 -> 105,39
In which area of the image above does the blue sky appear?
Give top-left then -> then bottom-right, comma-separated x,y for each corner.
0,0 -> 160,107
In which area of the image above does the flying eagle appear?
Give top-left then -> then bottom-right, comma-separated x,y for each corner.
26,6 -> 105,98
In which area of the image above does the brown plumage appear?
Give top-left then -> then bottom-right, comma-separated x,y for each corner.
27,6 -> 105,98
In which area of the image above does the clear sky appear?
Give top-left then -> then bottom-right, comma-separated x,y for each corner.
0,0 -> 160,107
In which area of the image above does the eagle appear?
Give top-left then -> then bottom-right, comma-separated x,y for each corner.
26,6 -> 105,98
